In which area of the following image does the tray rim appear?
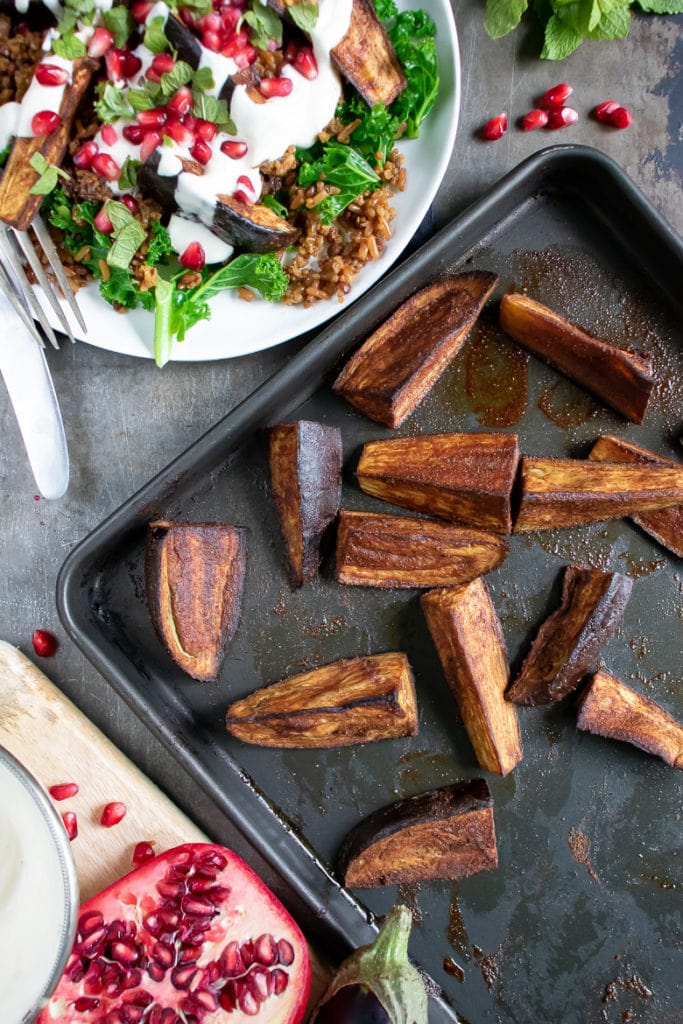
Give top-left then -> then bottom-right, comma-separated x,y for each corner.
56,143 -> 683,1017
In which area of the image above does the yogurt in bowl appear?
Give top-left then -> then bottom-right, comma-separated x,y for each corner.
0,745 -> 79,1024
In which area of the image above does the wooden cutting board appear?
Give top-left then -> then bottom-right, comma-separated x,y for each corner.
0,640 -> 329,998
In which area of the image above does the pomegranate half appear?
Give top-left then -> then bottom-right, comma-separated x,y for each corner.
38,843 -> 311,1024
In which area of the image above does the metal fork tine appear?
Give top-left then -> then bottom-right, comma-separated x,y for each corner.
0,227 -> 60,349
0,261 -> 46,346
33,215 -> 87,336
12,228 -> 77,345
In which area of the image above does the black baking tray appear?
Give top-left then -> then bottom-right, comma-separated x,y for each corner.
57,146 -> 683,1024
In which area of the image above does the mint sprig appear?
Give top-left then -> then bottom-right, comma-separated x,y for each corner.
29,152 -> 70,195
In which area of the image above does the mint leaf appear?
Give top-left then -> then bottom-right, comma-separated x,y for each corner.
128,86 -> 158,111
192,66 -> 215,93
587,0 -> 632,38
105,200 -> 147,269
373,0 -> 399,17
103,5 -> 133,47
159,60 -> 193,98
119,158 -> 141,191
95,82 -> 134,123
144,16 -> 170,54
242,5 -> 282,49
541,12 -> 584,57
29,152 -> 69,195
288,2 -> 319,32
485,0 -> 529,37
191,92 -> 236,133
637,0 -> 683,9
52,31 -> 87,59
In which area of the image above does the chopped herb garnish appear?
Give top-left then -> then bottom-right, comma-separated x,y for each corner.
94,82 -> 135,123
191,92 -> 236,134
104,201 -> 147,269
144,16 -> 170,55
192,66 -> 215,93
159,60 -> 194,98
288,1 -> 319,32
103,5 -> 133,48
241,4 -> 283,50
297,141 -> 380,224
52,32 -> 87,59
119,158 -> 142,191
29,152 -> 70,195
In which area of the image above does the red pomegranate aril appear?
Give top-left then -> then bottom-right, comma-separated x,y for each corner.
249,966 -> 272,1001
196,119 -> 218,142
74,997 -> 100,1012
73,139 -> 99,169
521,107 -> 548,131
151,53 -> 175,76
481,112 -> 507,141
593,99 -> 619,122
122,123 -> 145,144
32,629 -> 58,657
93,209 -> 113,238
221,940 -> 244,976
272,968 -> 289,994
202,29 -> 222,51
233,188 -> 252,204
240,990 -> 260,1016
198,850 -> 228,871
121,51 -> 143,78
136,107 -> 167,128
200,11 -> 223,32
50,782 -> 79,801
234,44 -> 257,68
293,46 -> 317,80
541,82 -> 573,109
167,86 -> 193,118
77,926 -> 106,956
92,153 -> 121,180
35,63 -> 68,86
237,174 -> 256,194
241,939 -> 255,967
152,940 -> 176,968
170,965 -> 197,990
79,910 -> 104,935
164,120 -> 195,146
88,27 -> 114,58
190,138 -> 212,165
62,811 -> 78,841
140,132 -> 163,161
132,1 -> 153,22
121,1007 -> 143,1024
122,195 -> 139,215
177,943 -> 202,964
101,123 -> 118,146
181,894 -> 215,916
610,105 -> 632,128
31,110 -> 61,136
191,990 -> 219,1012
221,5 -> 240,29
260,76 -> 293,99
101,801 -> 127,827
105,48 -> 123,81
179,241 -> 206,271
133,840 -> 156,866
277,938 -> 294,965
254,933 -> 278,965
547,106 -> 579,129
221,139 -> 247,159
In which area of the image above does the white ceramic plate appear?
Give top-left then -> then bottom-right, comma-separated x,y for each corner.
48,1 -> 460,361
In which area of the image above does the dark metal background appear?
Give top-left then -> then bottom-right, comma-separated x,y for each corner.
58,148 -> 683,1024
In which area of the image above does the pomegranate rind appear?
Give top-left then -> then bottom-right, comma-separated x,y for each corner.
38,842 -> 311,1024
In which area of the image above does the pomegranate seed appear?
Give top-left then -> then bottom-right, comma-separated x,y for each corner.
239,990 -> 259,1015
131,1 -> 153,22
73,140 -> 98,169
260,76 -> 293,99
481,113 -> 507,141
234,45 -> 257,68
78,910 -> 104,935
547,106 -> 579,129
196,119 -> 217,142
593,100 -> 619,123
101,801 -> 127,827
254,933 -> 278,966
272,969 -> 288,995
32,629 -> 57,656
233,189 -> 252,203
190,138 -> 212,165
92,153 -> 121,180
164,120 -> 194,145
171,965 -> 198,990
74,997 -> 100,1012
110,940 -> 139,965
121,51 -> 142,78
62,811 -> 78,840
136,107 -> 167,129
541,82 -> 573,109
151,53 -> 175,76
122,195 -> 139,214
122,123 -> 145,144
49,782 -> 79,801
277,938 -> 294,965
221,139 -> 247,159
101,123 -> 118,146
35,63 -> 68,86
202,29 -> 222,51
88,27 -> 114,58
200,11 -> 223,33
293,46 -> 317,80
31,110 -> 61,136
94,207 -> 114,234
221,6 -> 240,30
521,108 -> 548,131
166,86 -> 193,118
283,40 -> 298,63
610,106 -> 632,129
179,241 -> 206,271
140,132 -> 162,161
105,49 -> 122,81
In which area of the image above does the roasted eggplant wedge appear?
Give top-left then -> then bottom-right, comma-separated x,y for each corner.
357,432 -> 520,533
507,566 -> 633,706
515,457 -> 683,532
589,435 -> 683,557
499,293 -> 654,423
268,420 -> 342,587
146,521 -> 247,681
422,580 -> 522,776
336,510 -> 508,589
338,780 -> 498,887
577,671 -> 683,770
226,653 -> 418,748
333,274 -> 498,428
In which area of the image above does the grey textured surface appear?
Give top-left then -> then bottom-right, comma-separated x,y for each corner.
0,0 -> 682,1015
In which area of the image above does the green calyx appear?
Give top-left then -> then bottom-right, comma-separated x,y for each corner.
313,906 -> 428,1024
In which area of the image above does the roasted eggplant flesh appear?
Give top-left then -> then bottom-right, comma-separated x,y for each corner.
589,435 -> 683,558
145,521 -> 246,682
421,580 -> 522,777
333,273 -> 498,428
515,457 -> 683,532
577,671 -> 683,770
225,653 -> 418,748
507,566 -> 633,706
336,510 -> 508,589
499,292 -> 654,423
268,420 -> 342,587
338,780 -> 498,887
357,432 -> 520,533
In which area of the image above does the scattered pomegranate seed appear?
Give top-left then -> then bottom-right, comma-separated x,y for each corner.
200,11 -> 223,33
140,131 -> 162,161
233,189 -> 252,204
101,123 -> 118,146
196,119 -> 217,142
132,841 -> 156,867
190,138 -> 212,165
237,174 -> 256,195
593,100 -> 619,123
202,29 -> 222,51
50,782 -> 79,801
120,50 -> 142,78
151,53 -> 175,76
31,110 -> 61,136
73,140 -> 98,169
62,811 -> 78,841
179,241 -> 206,271
260,76 -> 293,99
32,629 -> 57,657
35,63 -> 69,87
541,83 -> 573,109
521,108 -> 548,131
284,39 -> 299,63
167,86 -> 193,118
293,46 -> 317,80
610,106 -> 632,129
88,27 -> 114,59
234,44 -> 257,68
220,139 -> 248,159
164,120 -> 195,146
121,195 -> 139,214
136,107 -> 167,129
101,802 -> 127,828
547,106 -> 579,129
94,206 -> 114,234
122,123 -> 145,144
481,112 -> 507,141
131,0 -> 153,23
92,152 -> 121,180
105,48 -> 122,81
